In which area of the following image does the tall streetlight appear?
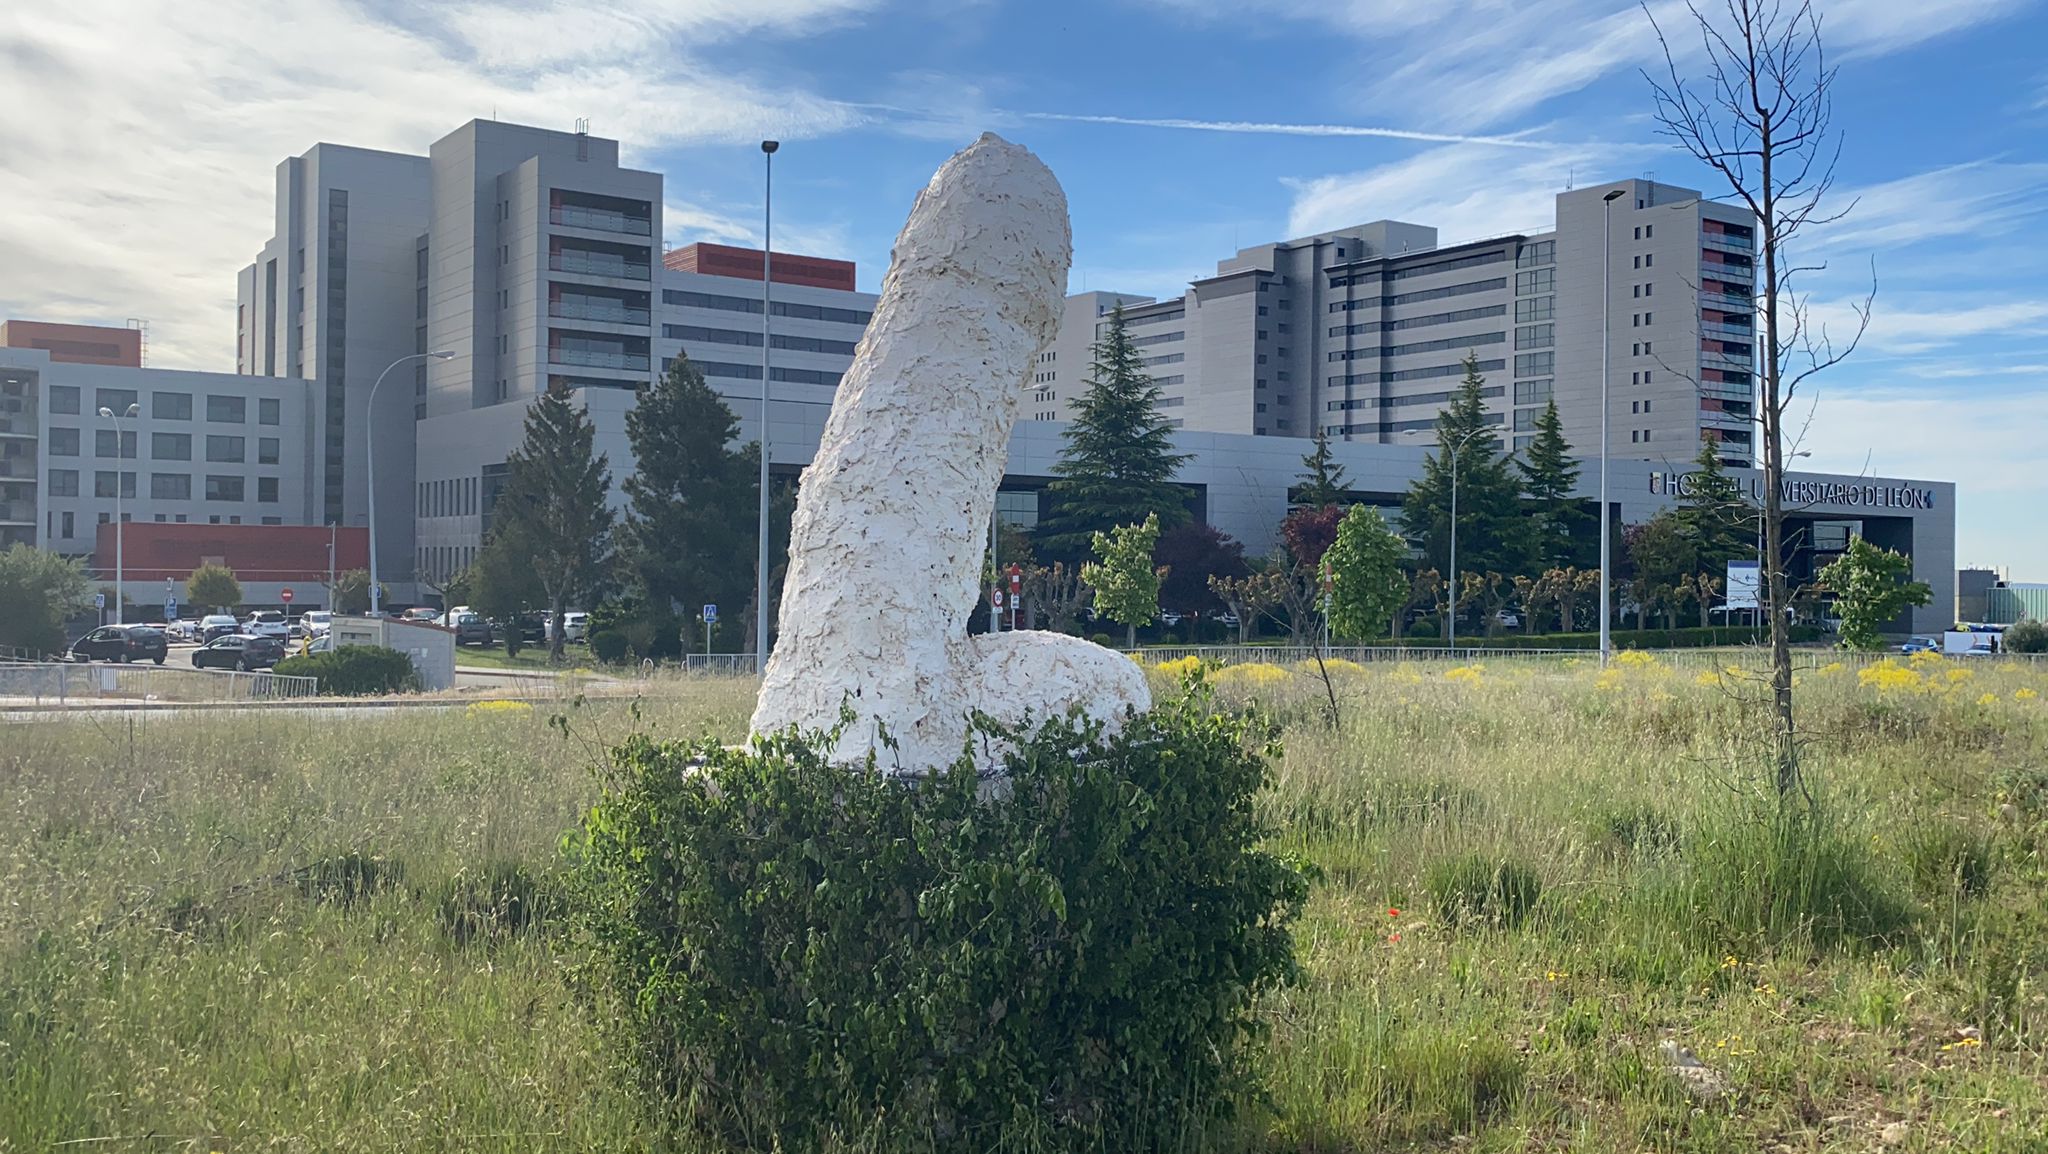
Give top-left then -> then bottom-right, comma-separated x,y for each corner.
366,350 -> 454,616
1598,187 -> 1626,666
756,139 -> 778,670
97,403 -> 138,624
1404,425 -> 1498,650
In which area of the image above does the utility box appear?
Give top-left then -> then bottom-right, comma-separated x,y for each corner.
331,615 -> 457,691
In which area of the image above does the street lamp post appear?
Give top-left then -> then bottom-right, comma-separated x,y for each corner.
97,403 -> 138,624
365,351 -> 454,616
1405,426 -> 1495,650
756,140 -> 778,672
1598,187 -> 1626,666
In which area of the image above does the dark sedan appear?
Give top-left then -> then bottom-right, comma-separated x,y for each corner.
69,625 -> 168,665
190,633 -> 287,671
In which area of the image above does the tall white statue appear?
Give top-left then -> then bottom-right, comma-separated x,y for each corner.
750,133 -> 1150,774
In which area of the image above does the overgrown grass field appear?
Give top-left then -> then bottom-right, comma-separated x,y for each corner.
4,654 -> 2044,1150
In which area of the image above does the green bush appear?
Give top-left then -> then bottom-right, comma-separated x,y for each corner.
1089,632 -> 1113,646
2002,619 -> 2048,654
1426,853 -> 1543,929
588,630 -> 628,664
571,691 -> 1313,1150
273,645 -> 421,696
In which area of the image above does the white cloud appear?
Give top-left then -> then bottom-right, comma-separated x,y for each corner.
1017,112 -> 1555,148
1802,386 -> 2048,575
1283,138 -> 1653,244
1142,0 -> 2030,130
1813,161 -> 2048,253
0,1 -> 876,371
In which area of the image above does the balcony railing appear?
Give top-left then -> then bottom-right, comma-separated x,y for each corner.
1701,350 -> 1754,374
549,300 -> 651,325
1701,231 -> 1755,254
548,348 -> 650,371
1698,380 -> 1754,404
0,503 -> 34,524
1699,406 -> 1753,427
1702,321 -> 1757,342
1700,250 -> 1756,274
1701,291 -> 1754,313
549,252 -> 651,281
0,461 -> 35,480
550,207 -> 652,236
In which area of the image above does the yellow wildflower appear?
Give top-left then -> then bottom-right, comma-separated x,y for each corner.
466,699 -> 535,716
2016,688 -> 2040,702
1979,693 -> 1999,706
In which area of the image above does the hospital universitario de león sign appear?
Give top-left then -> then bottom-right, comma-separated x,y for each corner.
1649,471 -> 1937,511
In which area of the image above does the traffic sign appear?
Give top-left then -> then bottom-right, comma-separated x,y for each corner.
702,603 -> 718,624
94,593 -> 105,610
281,587 -> 294,603
992,590 -> 1005,610
165,602 -> 178,621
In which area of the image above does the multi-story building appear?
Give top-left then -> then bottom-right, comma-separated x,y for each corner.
1039,180 -> 1757,469
0,345 -> 315,556
1,319 -> 143,367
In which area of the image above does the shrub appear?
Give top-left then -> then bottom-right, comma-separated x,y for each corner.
274,645 -> 421,696
438,860 -> 556,946
570,691 -> 1313,1150
291,851 -> 405,909
1090,632 -> 1113,647
1426,853 -> 1543,929
588,630 -> 628,664
1664,808 -> 1914,951
2003,619 -> 2048,654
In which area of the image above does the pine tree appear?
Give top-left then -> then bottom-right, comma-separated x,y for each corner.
495,383 -> 614,661
1400,355 -> 1529,586
621,355 -> 759,648
1675,435 -> 1752,575
1039,305 -> 1193,560
1295,432 -> 1349,509
1515,399 -> 1590,570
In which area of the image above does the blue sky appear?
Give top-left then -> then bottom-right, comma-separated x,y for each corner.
2,0 -> 2044,574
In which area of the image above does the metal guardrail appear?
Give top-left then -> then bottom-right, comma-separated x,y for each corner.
0,661 -> 320,704
1124,644 -> 2048,671
682,654 -> 761,675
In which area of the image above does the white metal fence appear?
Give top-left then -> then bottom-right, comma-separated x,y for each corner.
1125,644 -> 2048,672
0,661 -> 320,704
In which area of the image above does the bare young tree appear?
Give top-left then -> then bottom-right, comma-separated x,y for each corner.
1645,0 -> 1873,804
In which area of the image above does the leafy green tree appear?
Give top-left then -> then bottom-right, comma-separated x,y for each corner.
1817,536 -> 1932,650
469,528 -> 546,637
1323,507 -> 1407,641
0,544 -> 91,654
495,383 -> 615,661
1675,436 -> 1752,576
1040,306 -> 1192,559
1155,522 -> 1247,616
1622,513 -> 1697,629
186,562 -> 242,612
1294,432 -> 1350,509
1082,514 -> 1164,649
1400,355 -> 1529,585
330,568 -> 384,615
622,355 -> 758,649
1515,399 -> 1590,570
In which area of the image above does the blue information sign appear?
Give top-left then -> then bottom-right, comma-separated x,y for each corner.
701,604 -> 718,624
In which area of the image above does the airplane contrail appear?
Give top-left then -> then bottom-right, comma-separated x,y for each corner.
1016,111 -> 1554,149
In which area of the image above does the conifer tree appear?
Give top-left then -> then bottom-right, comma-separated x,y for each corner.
1675,434 -> 1752,575
1400,355 -> 1529,584
495,383 -> 614,661
1040,305 -> 1192,559
1295,432 -> 1349,509
1515,398 -> 1590,570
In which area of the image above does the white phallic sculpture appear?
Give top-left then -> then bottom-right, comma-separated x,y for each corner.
750,133 -> 1151,775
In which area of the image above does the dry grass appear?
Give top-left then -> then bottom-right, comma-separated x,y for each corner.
4,653 -> 2046,1151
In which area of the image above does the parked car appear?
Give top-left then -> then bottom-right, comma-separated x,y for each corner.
1495,610 -> 1521,629
244,610 -> 290,640
545,611 -> 589,644
302,610 -> 334,636
1899,635 -> 1940,654
1158,610 -> 1184,628
68,624 -> 168,665
450,611 -> 493,646
191,634 -> 287,671
161,619 -> 199,642
198,614 -> 241,642
1217,612 -> 1241,629
403,607 -> 442,623
515,611 -> 547,643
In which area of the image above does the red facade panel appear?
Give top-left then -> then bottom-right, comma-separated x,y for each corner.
0,319 -> 143,367
91,523 -> 369,583
662,243 -> 856,291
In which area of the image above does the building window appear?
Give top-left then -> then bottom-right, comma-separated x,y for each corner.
204,475 -> 245,502
1514,268 -> 1555,295
207,395 -> 247,423
48,427 -> 78,456
49,385 -> 79,415
1515,240 -> 1555,267
1633,255 -> 1641,268
1644,253 -> 1653,267
94,388 -> 139,414
1515,324 -> 1554,349
61,511 -> 74,537
94,471 -> 135,499
152,392 -> 193,420
1513,379 -> 1553,405
151,473 -> 191,500
1645,224 -> 1653,238
205,435 -> 246,463
1514,408 -> 1540,431
48,468 -> 79,496
257,477 -> 279,503
1514,297 -> 1554,323
258,437 -> 279,465
1643,282 -> 1653,297
259,397 -> 280,425
152,432 -> 192,460
94,429 -> 137,459
1513,352 -> 1555,377
1644,311 -> 1652,325
1644,398 -> 1653,413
